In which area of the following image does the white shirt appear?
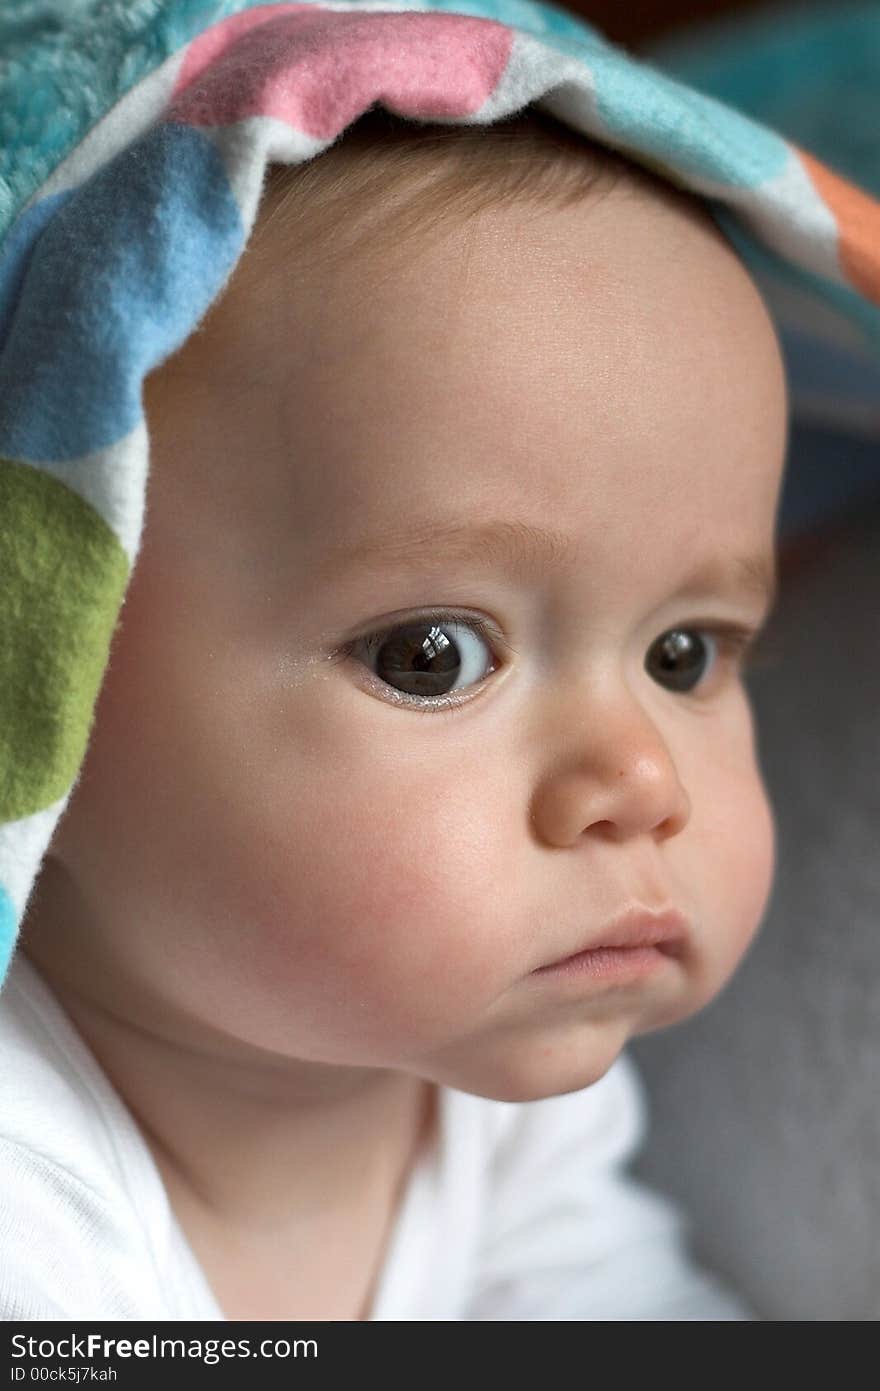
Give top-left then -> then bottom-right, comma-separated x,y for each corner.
0,953 -> 752,1320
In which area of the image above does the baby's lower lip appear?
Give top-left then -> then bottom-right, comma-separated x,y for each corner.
531,944 -> 672,981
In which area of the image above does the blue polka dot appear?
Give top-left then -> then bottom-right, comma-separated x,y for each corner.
0,881 -> 18,987
589,50 -> 790,189
0,189 -> 70,361
0,122 -> 244,462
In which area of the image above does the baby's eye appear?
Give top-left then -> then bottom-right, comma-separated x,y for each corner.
342,615 -> 758,710
645,626 -> 753,695
348,613 -> 499,707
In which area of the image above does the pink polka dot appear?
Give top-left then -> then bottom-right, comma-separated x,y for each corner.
168,4 -> 514,137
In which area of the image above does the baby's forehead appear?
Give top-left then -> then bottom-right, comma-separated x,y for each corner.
213,167 -> 731,365
141,167 -> 784,603
226,105 -> 722,325
141,120 -> 785,583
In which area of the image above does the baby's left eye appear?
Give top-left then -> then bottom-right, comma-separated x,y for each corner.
645,627 -> 747,694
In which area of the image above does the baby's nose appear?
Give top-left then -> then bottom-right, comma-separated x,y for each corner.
528,686 -> 692,849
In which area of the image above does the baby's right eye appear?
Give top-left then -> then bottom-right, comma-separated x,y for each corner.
347,612 -> 501,709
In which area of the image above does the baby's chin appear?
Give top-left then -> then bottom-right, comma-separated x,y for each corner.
414,972 -> 744,1103
415,1017 -> 635,1105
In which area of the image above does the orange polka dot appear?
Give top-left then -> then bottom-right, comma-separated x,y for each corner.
797,146 -> 880,304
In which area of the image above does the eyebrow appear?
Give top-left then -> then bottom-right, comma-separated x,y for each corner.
320,517 -> 778,610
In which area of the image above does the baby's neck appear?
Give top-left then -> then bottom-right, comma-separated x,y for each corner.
141,1068 -> 436,1322
118,1036 -> 434,1235
29,930 -> 435,1318
19,908 -> 434,1243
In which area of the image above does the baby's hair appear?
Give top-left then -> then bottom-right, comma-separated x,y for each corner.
246,103 -> 686,279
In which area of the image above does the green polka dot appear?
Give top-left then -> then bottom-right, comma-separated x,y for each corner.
0,460 -> 130,820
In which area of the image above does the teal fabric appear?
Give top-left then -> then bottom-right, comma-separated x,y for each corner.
648,2 -> 880,344
645,3 -> 880,533
647,1 -> 880,196
1,1 -> 249,241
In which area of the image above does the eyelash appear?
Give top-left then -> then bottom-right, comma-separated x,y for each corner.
334,608 -> 770,716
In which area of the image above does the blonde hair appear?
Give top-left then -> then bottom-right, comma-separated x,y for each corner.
246,103 -> 670,277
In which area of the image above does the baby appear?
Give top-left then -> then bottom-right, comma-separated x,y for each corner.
4,102 -> 785,1321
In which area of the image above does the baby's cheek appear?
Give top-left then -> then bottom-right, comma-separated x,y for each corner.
695,756 -> 776,1006
238,753 -> 516,1051
729,765 -> 775,941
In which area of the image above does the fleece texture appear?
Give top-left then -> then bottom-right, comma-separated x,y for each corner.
1,0 -> 879,983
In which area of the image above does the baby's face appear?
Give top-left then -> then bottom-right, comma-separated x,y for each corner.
47,170 -> 786,1101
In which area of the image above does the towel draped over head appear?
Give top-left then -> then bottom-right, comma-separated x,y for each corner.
1,0 -> 878,987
